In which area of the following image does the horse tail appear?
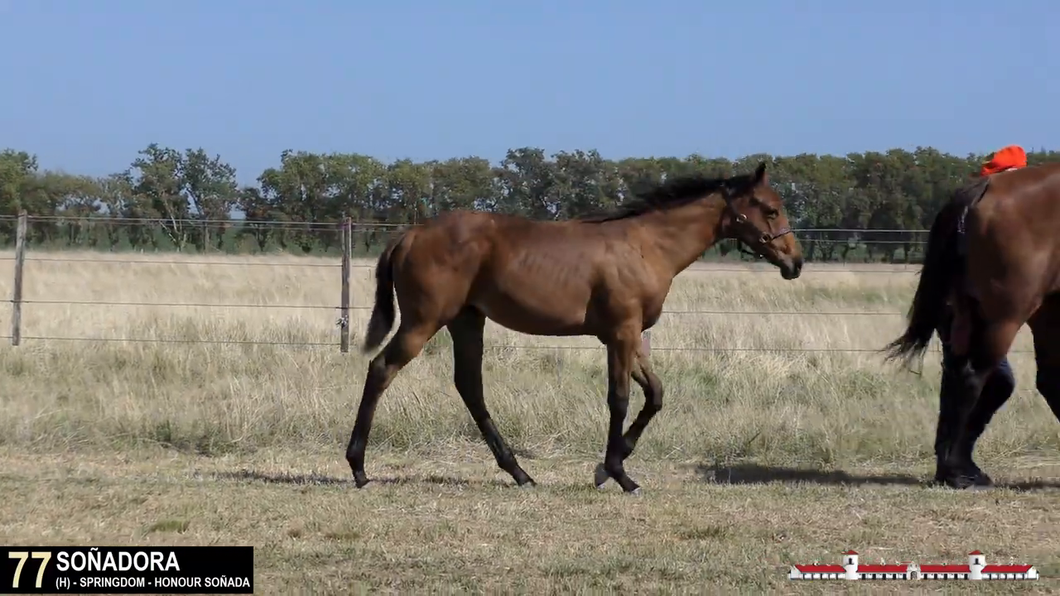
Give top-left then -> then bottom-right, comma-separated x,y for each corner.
362,231 -> 405,354
882,193 -> 974,367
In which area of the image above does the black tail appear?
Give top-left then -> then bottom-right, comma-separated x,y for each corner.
362,233 -> 404,354
882,194 -> 973,367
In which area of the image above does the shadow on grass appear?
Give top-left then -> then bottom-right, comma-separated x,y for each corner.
213,469 -> 513,489
696,463 -> 1060,492
697,463 -> 924,487
215,464 -> 1060,493
1001,478 -> 1060,492
214,470 -> 351,486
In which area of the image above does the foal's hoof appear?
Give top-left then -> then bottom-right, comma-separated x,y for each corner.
353,473 -> 371,489
593,463 -> 642,494
594,463 -> 610,489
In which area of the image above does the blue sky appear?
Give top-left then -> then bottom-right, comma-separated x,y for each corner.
1,0 -> 1057,186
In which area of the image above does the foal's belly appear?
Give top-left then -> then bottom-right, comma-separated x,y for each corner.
472,292 -> 591,337
468,240 -> 602,336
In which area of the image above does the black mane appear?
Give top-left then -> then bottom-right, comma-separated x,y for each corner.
578,170 -> 755,223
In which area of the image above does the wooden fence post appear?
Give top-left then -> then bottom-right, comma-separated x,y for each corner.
339,216 -> 352,353
641,330 -> 651,358
10,211 -> 27,347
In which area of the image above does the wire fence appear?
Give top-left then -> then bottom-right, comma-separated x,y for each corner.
0,212 -> 935,233
1,212 -> 934,271
0,330 -> 869,352
1,213 -> 935,270
1,213 -> 1030,355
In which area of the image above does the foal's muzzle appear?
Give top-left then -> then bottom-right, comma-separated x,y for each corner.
780,256 -> 803,280
731,213 -> 798,278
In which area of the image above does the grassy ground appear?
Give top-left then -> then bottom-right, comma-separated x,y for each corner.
1,251 -> 1058,593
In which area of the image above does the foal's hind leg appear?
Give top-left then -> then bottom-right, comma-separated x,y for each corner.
595,329 -> 643,494
346,320 -> 438,488
447,308 -> 536,487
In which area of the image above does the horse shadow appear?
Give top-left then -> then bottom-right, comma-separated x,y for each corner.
695,463 -> 1060,492
211,464 -> 1060,493
697,463 -> 923,487
212,469 -> 511,489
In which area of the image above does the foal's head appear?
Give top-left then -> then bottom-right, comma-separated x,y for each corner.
720,162 -> 803,279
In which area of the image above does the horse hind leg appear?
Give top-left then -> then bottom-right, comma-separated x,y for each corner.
941,318 -> 1022,489
935,349 -> 1016,487
1028,297 -> 1060,424
345,318 -> 439,488
447,307 -> 536,487
934,308 -> 1017,487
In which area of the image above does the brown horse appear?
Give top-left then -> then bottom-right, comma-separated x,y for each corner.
884,160 -> 1060,489
346,162 -> 803,493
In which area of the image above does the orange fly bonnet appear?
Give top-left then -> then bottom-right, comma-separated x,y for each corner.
979,145 -> 1027,177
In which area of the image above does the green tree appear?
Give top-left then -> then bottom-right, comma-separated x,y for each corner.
124,144 -> 239,251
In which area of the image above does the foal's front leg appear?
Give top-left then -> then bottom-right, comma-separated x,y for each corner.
594,336 -> 641,494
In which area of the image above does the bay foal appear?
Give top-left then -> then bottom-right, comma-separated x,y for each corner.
347,162 -> 803,493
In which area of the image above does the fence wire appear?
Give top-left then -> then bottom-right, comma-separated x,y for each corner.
24,256 -> 341,268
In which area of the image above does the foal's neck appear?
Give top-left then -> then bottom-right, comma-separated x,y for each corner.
639,196 -> 727,275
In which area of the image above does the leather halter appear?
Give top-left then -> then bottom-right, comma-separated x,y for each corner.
721,195 -> 793,259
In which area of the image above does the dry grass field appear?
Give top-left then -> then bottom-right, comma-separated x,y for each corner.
2,250 -> 1060,593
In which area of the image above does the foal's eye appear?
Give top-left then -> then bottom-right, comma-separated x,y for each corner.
765,209 -> 779,220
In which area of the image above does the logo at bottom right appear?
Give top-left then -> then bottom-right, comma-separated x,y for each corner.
788,550 -> 1040,581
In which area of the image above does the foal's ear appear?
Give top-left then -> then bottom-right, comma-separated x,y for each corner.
753,161 -> 769,186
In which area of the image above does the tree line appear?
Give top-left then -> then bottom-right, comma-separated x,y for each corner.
2,143 -> 1058,262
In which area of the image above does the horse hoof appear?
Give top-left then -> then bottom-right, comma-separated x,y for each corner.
518,480 -> 537,489
937,464 -> 993,490
942,473 -> 982,490
628,487 -> 642,496
594,463 -> 610,489
353,474 -> 371,489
